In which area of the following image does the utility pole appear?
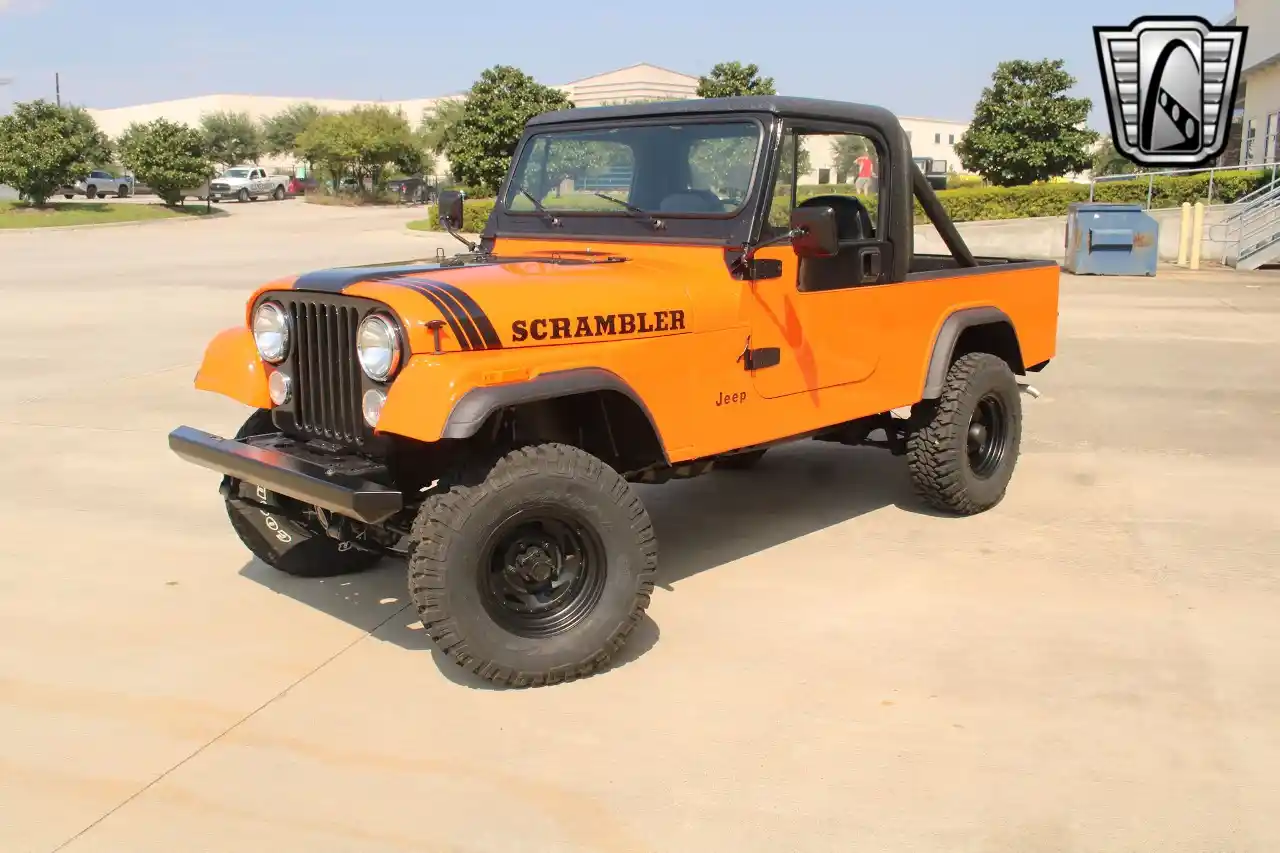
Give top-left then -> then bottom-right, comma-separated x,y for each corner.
55,73 -> 61,107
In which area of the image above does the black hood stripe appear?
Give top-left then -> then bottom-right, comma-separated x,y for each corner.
394,283 -> 473,351
291,264 -> 448,293
424,279 -> 503,350
397,281 -> 484,351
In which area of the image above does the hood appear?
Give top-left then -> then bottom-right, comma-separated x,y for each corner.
280,255 -> 698,355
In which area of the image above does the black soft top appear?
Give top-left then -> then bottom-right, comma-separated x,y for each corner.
527,95 -> 903,134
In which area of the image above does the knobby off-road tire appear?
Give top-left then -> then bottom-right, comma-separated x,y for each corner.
407,443 -> 658,687
907,352 -> 1022,516
716,448 -> 768,470
224,409 -> 382,578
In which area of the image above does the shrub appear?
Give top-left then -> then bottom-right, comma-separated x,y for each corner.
421,198 -> 496,232
305,189 -> 400,207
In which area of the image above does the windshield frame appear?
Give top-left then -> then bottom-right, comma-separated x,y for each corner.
488,114 -> 772,246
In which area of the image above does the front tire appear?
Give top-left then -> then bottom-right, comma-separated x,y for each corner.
906,352 -> 1022,515
224,410 -> 383,578
407,443 -> 657,687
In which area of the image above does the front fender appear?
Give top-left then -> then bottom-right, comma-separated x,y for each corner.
193,326 -> 271,409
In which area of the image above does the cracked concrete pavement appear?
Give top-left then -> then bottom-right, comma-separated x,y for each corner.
2,199 -> 1279,852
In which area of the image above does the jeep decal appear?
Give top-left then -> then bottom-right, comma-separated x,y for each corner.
511,310 -> 686,342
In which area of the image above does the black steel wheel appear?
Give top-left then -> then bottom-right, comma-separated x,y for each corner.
407,443 -> 657,687
966,394 -> 1010,479
907,352 -> 1022,515
479,508 -> 607,638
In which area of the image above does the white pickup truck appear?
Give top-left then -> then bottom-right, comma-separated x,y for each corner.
207,165 -> 290,203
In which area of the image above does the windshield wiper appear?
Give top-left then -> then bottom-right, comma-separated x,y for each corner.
591,193 -> 665,230
518,186 -> 561,227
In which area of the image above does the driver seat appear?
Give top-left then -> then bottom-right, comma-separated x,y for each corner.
794,194 -> 875,292
796,194 -> 873,241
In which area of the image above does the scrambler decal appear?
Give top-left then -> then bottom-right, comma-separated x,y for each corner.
511,310 -> 686,342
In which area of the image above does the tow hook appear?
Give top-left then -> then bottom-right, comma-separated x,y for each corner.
1018,382 -> 1042,399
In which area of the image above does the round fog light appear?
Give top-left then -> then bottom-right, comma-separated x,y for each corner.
268,370 -> 291,405
362,388 -> 386,427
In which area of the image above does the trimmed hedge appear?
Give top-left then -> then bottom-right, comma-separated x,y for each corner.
418,199 -> 496,233
416,170 -> 1276,233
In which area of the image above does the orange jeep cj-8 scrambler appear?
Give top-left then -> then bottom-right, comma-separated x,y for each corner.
170,96 -> 1059,686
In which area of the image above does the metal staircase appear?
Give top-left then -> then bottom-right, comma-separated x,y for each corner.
1220,181 -> 1280,270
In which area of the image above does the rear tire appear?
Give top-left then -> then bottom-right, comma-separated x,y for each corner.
716,448 -> 768,470
224,410 -> 383,578
237,188 -> 249,203
407,443 -> 657,687
272,185 -> 285,200
906,352 -> 1022,515
63,194 -> 74,200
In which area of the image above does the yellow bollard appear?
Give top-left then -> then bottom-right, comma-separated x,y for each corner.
1189,201 -> 1206,270
1177,201 -> 1192,266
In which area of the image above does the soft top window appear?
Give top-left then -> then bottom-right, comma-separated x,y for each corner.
504,120 -> 762,218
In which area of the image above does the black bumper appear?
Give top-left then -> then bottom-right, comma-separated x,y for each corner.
168,426 -> 404,524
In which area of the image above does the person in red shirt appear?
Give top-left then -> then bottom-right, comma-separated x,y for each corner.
854,154 -> 876,195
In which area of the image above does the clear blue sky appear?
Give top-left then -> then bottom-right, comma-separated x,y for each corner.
0,0 -> 1233,130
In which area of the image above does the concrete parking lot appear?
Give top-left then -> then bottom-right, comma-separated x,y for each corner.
2,200 -> 1279,853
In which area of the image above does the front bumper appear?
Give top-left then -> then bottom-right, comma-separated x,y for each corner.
168,425 -> 403,524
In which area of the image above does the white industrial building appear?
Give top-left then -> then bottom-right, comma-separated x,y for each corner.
1229,0 -> 1280,165
84,62 -> 974,183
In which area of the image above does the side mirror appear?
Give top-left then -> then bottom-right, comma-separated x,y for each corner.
438,190 -> 465,230
790,206 -> 839,258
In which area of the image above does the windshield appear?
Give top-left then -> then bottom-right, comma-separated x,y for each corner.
222,169 -> 251,178
504,120 -> 762,217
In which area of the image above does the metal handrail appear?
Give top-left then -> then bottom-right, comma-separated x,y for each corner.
1089,158 -> 1280,209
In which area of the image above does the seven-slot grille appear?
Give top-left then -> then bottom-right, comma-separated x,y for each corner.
286,297 -> 366,446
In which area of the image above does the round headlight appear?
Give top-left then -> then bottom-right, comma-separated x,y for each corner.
357,314 -> 401,381
253,302 -> 289,363
362,388 -> 387,427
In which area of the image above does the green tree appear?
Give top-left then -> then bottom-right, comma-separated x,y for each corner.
200,110 -> 263,167
444,65 -> 574,194
955,59 -> 1098,186
830,135 -> 870,182
261,103 -> 326,159
0,99 -> 111,205
295,112 -> 359,191
775,133 -> 812,186
696,61 -> 776,98
419,97 -> 465,156
345,105 -> 417,188
117,119 -> 214,206
1091,134 -> 1141,176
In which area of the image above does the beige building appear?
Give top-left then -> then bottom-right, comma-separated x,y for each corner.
84,62 -> 973,179
1230,0 -> 1280,164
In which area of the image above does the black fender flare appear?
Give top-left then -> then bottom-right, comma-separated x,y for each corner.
440,367 -> 669,462
921,306 -> 1019,399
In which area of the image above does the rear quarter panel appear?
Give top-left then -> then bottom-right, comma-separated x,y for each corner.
879,262 -> 1060,405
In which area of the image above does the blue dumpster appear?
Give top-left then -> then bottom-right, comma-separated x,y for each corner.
1063,202 -> 1158,276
